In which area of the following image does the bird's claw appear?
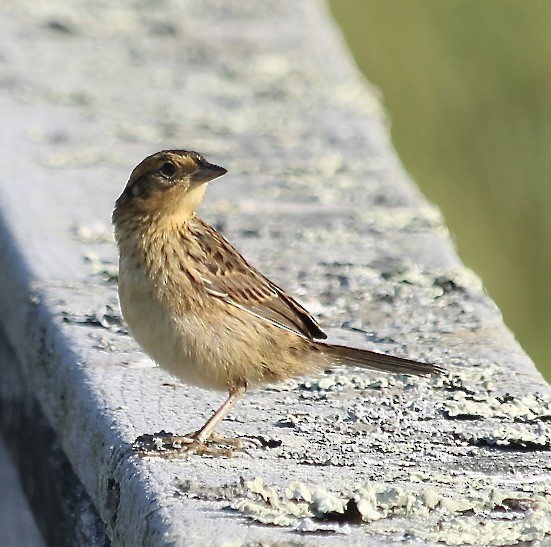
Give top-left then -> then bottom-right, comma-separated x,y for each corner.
133,430 -> 261,459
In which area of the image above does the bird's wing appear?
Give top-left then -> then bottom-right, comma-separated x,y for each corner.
189,218 -> 327,340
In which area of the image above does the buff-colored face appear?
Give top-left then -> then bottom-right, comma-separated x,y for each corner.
115,150 -> 227,217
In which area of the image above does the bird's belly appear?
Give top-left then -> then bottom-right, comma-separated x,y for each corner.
118,270 -> 230,391
118,264 -> 321,392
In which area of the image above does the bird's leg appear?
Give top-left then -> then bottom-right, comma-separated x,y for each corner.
194,383 -> 246,443
169,384 -> 255,455
134,384 -> 261,457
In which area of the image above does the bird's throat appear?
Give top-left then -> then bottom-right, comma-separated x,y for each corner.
175,183 -> 208,219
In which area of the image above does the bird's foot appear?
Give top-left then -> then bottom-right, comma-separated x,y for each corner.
207,432 -> 263,452
133,430 -> 261,459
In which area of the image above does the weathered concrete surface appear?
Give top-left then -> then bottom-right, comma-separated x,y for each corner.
0,0 -> 550,545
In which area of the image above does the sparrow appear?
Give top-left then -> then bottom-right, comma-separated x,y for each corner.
112,150 -> 444,456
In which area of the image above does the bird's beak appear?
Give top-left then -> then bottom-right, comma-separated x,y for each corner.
191,160 -> 227,184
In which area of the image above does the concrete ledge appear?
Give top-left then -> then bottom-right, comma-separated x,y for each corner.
1,0 -> 550,545
0,327 -> 106,546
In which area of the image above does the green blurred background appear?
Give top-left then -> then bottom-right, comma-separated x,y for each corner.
330,0 -> 551,381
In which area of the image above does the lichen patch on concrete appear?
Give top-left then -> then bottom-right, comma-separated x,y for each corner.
176,476 -> 551,545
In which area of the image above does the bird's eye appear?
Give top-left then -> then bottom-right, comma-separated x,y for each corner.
159,162 -> 176,178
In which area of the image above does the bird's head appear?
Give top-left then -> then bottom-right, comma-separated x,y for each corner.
113,150 -> 226,224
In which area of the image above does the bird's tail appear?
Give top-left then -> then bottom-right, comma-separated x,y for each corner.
318,342 -> 445,376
